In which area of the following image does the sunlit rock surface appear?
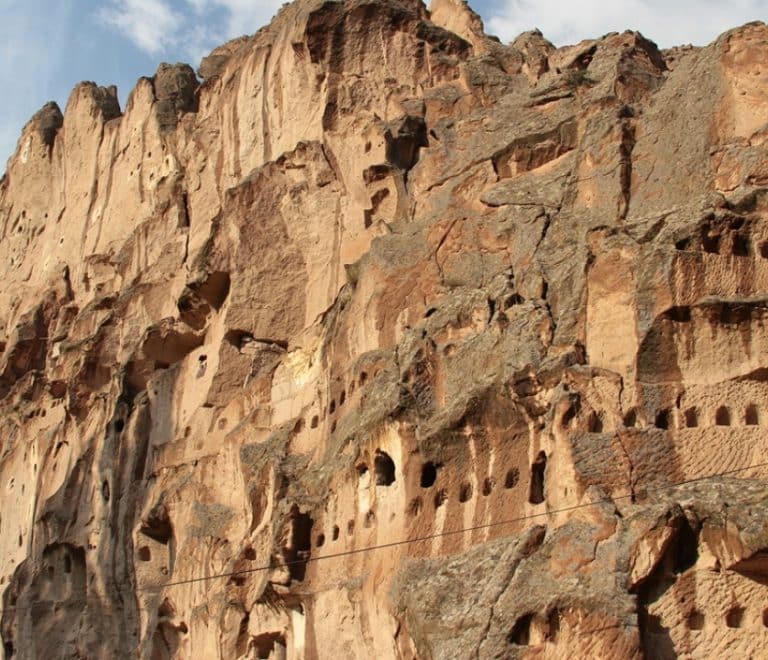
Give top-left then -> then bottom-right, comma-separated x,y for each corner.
1,2 -> 768,658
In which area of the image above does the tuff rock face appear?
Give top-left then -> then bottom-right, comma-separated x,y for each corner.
1,1 -> 768,658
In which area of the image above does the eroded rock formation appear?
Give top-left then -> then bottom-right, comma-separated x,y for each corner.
1,1 -> 768,658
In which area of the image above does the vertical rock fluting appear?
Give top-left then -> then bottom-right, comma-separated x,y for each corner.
0,1 -> 768,658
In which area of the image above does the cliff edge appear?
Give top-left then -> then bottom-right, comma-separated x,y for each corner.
1,1 -> 768,658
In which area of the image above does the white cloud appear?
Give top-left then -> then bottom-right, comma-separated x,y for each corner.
98,0 -> 284,63
182,0 -> 283,40
485,0 -> 766,48
99,0 -> 180,55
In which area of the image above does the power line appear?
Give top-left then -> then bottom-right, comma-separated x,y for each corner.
150,460 -> 768,590
2,460 -> 767,613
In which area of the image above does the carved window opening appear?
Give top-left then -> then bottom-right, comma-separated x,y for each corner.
587,411 -> 603,432
310,415 -> 319,429
316,533 -> 325,548
332,525 -> 339,541
733,234 -> 750,256
655,409 -> 671,430
745,404 -> 759,426
547,609 -> 560,641
529,452 -> 547,505
505,468 -> 519,489
623,409 -> 637,428
420,462 -> 438,488
702,234 -> 720,254
253,633 -> 286,660
283,506 -> 313,582
715,406 -> 731,426
684,408 -> 698,428
374,451 -> 396,486
508,613 -> 534,646
673,517 -> 699,574
726,606 -> 745,629
761,241 -> 768,259
138,546 -> 151,562
459,482 -> 473,503
687,610 -> 704,630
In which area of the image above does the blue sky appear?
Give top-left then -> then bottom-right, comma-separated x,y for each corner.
1,0 -> 766,169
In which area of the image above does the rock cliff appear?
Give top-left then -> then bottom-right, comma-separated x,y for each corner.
1,1 -> 768,658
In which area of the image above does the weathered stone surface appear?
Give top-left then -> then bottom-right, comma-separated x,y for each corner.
1,2 -> 768,658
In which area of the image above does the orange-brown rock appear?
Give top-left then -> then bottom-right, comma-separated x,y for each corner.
1,2 -> 768,658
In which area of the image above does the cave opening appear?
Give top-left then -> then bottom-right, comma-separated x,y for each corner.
420,462 -> 438,488
726,606 -> 745,629
715,406 -> 731,426
655,409 -> 671,430
529,452 -> 547,504
745,404 -> 759,426
508,613 -> 534,646
283,506 -> 313,582
374,451 -> 396,486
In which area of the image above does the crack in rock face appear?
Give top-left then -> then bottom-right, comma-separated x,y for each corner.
1,1 -> 768,658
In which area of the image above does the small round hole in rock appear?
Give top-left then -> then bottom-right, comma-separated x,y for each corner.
311,415 -> 319,429
420,462 -> 438,488
316,534 -> 325,548
332,525 -> 339,541
459,483 -> 473,503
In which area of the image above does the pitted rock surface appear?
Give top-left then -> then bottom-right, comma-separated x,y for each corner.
1,2 -> 768,658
